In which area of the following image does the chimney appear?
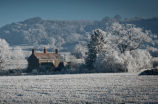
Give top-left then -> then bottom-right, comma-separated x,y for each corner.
32,49 -> 35,54
55,49 -> 58,54
44,47 -> 47,53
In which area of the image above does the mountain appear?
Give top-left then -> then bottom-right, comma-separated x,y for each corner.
0,17 -> 94,45
0,16 -> 158,49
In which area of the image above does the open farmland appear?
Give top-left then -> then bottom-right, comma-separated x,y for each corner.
0,73 -> 158,103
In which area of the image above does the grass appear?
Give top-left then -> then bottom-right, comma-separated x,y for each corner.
0,73 -> 158,103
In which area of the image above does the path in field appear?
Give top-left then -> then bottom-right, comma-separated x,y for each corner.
0,73 -> 158,103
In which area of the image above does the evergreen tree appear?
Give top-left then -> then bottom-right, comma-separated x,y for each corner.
86,29 -> 107,70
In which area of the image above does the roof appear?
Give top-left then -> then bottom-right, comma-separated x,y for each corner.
34,53 -> 60,60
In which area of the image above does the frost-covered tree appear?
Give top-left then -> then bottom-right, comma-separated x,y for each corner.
62,54 -> 85,73
86,29 -> 108,70
10,47 -> 27,71
107,22 -> 155,53
91,23 -> 155,72
48,37 -> 56,46
0,39 -> 10,71
47,37 -> 57,50
121,49 -> 152,72
55,35 -> 65,47
61,54 -> 77,71
65,33 -> 83,44
94,49 -> 152,73
71,41 -> 88,59
94,51 -> 124,73
33,42 -> 39,49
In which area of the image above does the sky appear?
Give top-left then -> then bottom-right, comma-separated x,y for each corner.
0,0 -> 158,27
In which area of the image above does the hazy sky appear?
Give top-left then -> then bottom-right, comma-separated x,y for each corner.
0,0 -> 158,27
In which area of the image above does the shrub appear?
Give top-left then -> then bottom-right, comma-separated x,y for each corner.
94,49 -> 152,73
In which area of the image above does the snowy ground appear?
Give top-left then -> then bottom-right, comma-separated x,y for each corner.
0,73 -> 158,104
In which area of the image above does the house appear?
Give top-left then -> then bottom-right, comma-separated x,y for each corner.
27,47 -> 64,72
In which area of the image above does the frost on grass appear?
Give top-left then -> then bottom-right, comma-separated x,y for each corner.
0,73 -> 158,103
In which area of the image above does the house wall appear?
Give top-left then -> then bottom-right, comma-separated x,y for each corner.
27,54 -> 39,72
54,60 -> 60,67
39,60 -> 60,67
39,60 -> 54,64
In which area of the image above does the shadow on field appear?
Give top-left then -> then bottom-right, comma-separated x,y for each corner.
139,69 -> 158,75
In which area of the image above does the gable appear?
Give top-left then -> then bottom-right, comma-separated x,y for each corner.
28,54 -> 39,62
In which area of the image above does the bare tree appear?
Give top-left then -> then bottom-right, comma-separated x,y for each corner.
107,22 -> 155,53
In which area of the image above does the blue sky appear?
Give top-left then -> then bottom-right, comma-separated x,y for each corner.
0,0 -> 158,27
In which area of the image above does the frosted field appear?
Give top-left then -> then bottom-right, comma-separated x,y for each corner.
0,73 -> 158,104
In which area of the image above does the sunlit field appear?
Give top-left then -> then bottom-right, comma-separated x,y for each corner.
0,73 -> 158,104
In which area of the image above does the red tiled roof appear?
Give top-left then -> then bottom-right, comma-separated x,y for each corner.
34,53 -> 60,60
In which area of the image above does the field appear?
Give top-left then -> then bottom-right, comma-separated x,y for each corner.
0,73 -> 158,104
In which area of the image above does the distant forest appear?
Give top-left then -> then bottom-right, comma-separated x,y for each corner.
0,15 -> 158,47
